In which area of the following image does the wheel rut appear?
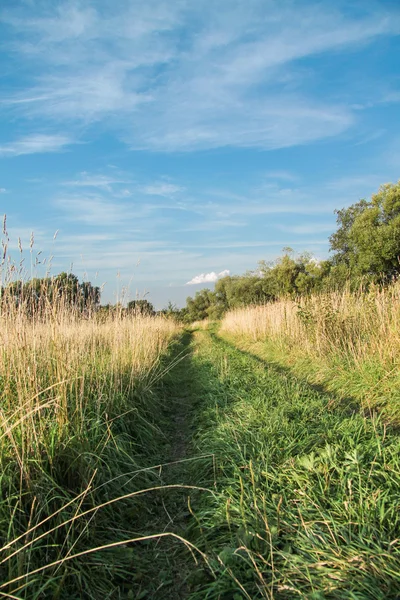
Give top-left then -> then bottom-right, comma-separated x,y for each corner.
130,331 -> 203,600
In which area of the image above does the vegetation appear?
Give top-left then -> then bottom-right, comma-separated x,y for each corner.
1,180 -> 400,597
220,284 -> 400,421
183,181 -> 400,322
127,299 -> 156,316
330,182 -> 400,279
2,272 -> 101,315
186,327 -> 400,598
0,278 -> 180,597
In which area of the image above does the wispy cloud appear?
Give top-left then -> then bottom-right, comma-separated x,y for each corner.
0,188 -> 7,193
186,269 -> 230,285
0,134 -> 73,156
55,195 -> 127,226
277,224 -> 335,235
142,183 -> 184,197
186,240 -> 327,249
3,2 -> 399,151
64,172 -> 131,190
264,170 -> 298,182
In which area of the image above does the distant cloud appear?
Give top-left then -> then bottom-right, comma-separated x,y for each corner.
142,183 -> 184,197
3,2 -> 399,151
118,189 -> 132,197
264,171 -> 298,182
0,134 -> 73,157
186,269 -> 230,285
64,172 -> 130,189
55,195 -> 126,226
0,188 -> 7,193
277,224 -> 335,234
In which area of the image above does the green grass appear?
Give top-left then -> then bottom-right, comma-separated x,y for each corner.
184,327 -> 400,599
1,324 -> 399,598
226,332 -> 400,424
0,333 -> 185,599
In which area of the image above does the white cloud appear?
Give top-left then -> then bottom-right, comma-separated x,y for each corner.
264,170 -> 298,182
142,183 -> 184,197
186,269 -> 230,285
277,224 -> 335,235
3,2 -> 399,151
0,188 -> 7,193
55,195 -> 127,226
0,134 -> 73,156
187,240 -> 327,249
5,225 -> 47,253
64,172 -> 131,190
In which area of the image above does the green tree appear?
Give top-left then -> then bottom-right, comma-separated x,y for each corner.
184,289 -> 214,322
259,249 -> 329,297
329,181 -> 400,281
53,272 -> 80,303
161,301 -> 187,322
127,299 -> 155,316
78,281 -> 101,311
215,274 -> 275,310
3,272 -> 101,314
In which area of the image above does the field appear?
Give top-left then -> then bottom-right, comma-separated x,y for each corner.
0,295 -> 180,598
0,286 -> 400,598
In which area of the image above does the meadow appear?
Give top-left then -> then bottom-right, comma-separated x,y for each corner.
0,281 -> 399,598
221,283 -> 400,421
0,289 -> 180,598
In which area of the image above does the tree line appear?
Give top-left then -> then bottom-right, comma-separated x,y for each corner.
3,181 -> 399,321
1,274 -> 160,318
1,272 -> 101,314
178,180 -> 400,322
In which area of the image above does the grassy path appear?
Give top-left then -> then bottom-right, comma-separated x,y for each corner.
175,328 -> 400,598
112,327 -> 400,598
120,332 -> 199,599
6,324 -> 399,598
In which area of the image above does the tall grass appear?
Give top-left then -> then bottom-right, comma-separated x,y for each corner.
221,283 -> 400,419
189,329 -> 400,599
0,283 -> 180,596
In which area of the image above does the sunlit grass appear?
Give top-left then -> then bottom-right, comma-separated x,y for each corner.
188,329 -> 400,599
0,283 -> 181,597
221,283 -> 400,420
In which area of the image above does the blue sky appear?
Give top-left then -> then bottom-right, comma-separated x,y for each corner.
1,0 -> 400,308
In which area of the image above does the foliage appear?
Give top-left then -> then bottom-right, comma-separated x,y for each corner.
2,271 -> 101,314
184,250 -> 332,321
0,292 -> 179,597
183,181 -> 400,322
159,300 -> 189,322
221,281 -> 400,421
127,298 -> 155,316
184,288 -> 217,322
330,181 -> 400,280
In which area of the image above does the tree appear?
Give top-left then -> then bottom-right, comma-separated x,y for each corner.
78,281 -> 101,311
53,272 -> 80,304
214,273 -> 275,310
329,181 -> 400,281
161,301 -> 187,322
3,272 -> 101,314
127,299 -> 155,316
329,200 -> 369,266
259,250 -> 329,297
184,289 -> 214,322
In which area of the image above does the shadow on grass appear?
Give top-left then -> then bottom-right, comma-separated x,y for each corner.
207,329 -> 366,418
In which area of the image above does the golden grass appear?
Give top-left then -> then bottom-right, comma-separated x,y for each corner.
0,294 -> 180,480
221,283 -> 400,418
0,273 -> 183,595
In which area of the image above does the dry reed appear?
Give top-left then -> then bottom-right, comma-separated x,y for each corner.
221,283 -> 400,417
0,289 -> 179,481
